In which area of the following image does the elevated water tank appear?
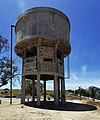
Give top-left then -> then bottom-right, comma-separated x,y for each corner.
15,7 -> 71,57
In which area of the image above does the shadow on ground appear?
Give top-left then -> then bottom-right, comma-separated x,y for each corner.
24,101 -> 97,111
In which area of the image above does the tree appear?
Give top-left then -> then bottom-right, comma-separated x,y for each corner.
74,87 -> 91,100
25,80 -> 44,96
0,35 -> 9,53
1,91 -> 4,97
85,90 -> 90,98
96,91 -> 100,100
0,88 -> 9,97
25,80 -> 32,95
3,90 -> 9,97
89,87 -> 96,101
0,35 -> 19,87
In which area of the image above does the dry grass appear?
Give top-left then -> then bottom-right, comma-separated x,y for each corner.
86,101 -> 100,109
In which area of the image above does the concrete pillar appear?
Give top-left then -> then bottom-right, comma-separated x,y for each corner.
61,78 -> 66,103
32,80 -> 35,102
21,50 -> 26,104
58,78 -> 60,101
37,74 -> 40,106
21,76 -> 25,104
54,75 -> 59,106
44,80 -> 46,101
54,41 -> 60,106
36,39 -> 41,106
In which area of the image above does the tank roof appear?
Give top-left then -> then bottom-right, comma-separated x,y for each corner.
15,7 -> 70,31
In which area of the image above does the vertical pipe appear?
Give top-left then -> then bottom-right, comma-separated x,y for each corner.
10,25 -> 15,104
67,55 -> 70,79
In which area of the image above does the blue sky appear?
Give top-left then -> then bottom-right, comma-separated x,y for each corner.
0,0 -> 100,90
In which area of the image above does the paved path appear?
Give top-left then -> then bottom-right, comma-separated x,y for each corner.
0,97 -> 21,103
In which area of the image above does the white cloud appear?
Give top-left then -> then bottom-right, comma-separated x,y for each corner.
81,65 -> 87,73
72,74 -> 78,80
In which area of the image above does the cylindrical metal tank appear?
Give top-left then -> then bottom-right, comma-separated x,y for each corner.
15,7 -> 71,57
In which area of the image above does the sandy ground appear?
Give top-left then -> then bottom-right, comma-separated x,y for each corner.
0,101 -> 100,120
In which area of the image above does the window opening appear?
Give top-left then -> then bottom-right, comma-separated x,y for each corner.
26,47 -> 37,58
57,50 -> 62,60
43,58 -> 53,62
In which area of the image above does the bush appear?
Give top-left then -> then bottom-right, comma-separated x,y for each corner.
47,90 -> 54,97
96,92 -> 100,100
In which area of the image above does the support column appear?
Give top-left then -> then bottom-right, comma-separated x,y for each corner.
61,78 -> 66,103
58,78 -> 60,101
21,76 -> 25,104
21,50 -> 26,104
54,41 -> 60,106
37,74 -> 40,106
32,80 -> 35,102
54,75 -> 59,106
44,80 -> 46,101
36,39 -> 41,106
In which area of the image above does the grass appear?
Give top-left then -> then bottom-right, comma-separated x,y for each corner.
0,89 -> 100,109
0,89 -> 21,97
86,101 -> 100,109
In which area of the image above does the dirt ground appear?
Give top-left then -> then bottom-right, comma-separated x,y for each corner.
0,101 -> 100,120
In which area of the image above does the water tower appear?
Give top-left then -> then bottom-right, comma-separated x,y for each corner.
15,7 -> 71,106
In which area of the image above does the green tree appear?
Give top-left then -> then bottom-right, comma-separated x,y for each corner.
0,35 -> 19,87
25,80 -> 44,96
1,91 -> 4,97
3,90 -> 8,97
0,35 -> 9,53
25,80 -> 32,95
47,90 -> 54,97
90,88 -> 96,101
95,91 -> 100,100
